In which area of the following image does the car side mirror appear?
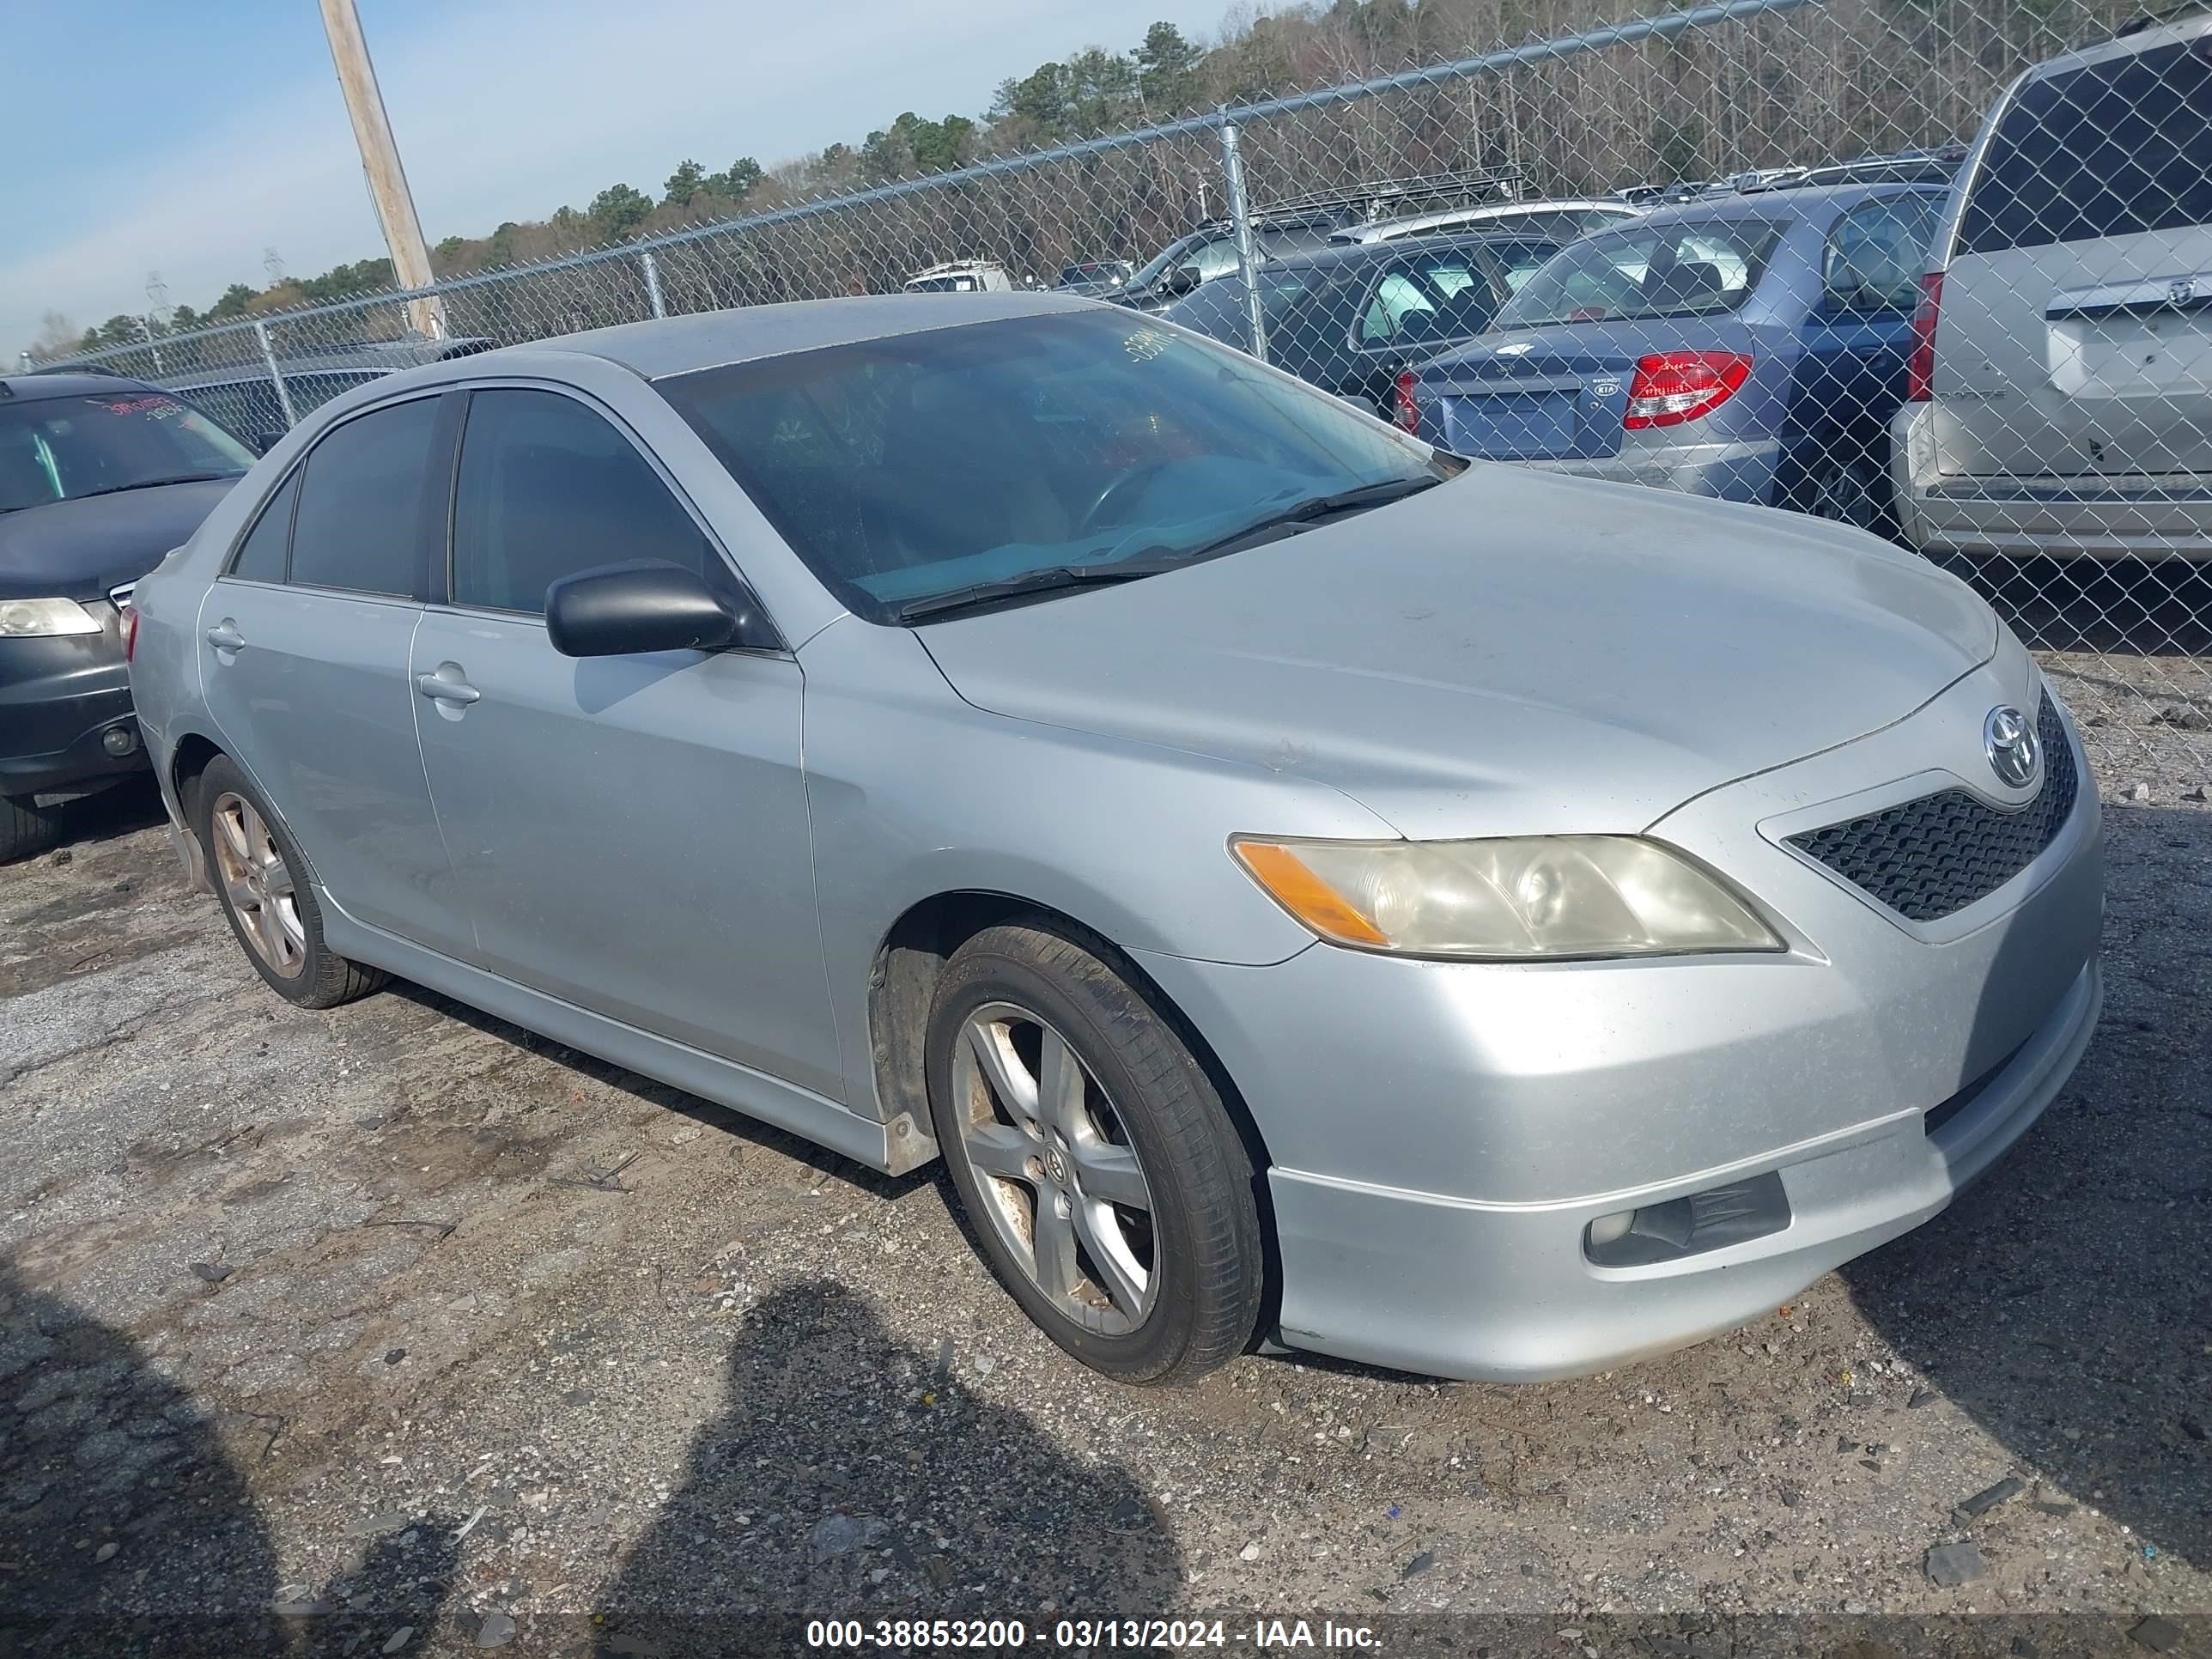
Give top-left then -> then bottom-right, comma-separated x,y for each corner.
1164,264 -> 1201,296
544,560 -> 775,658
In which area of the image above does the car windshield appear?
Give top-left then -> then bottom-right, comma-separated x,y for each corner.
1158,266 -> 1339,343
1125,232 -> 1207,290
0,391 -> 253,514
1494,218 -> 1784,327
659,308 -> 1443,623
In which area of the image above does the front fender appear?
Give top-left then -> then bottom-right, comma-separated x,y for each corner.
797,619 -> 1392,1109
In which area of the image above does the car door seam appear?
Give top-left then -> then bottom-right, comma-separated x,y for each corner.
406,605 -> 483,954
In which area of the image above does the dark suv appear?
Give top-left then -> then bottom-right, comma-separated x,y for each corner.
0,373 -> 254,858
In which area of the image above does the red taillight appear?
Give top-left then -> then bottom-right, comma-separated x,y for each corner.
1622,350 -> 1753,430
1905,270 -> 1943,402
122,606 -> 139,662
1392,369 -> 1420,433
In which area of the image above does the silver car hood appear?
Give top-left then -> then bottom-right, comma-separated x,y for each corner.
918,467 -> 1997,837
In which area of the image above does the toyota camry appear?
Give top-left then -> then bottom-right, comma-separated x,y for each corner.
125,294 -> 2101,1385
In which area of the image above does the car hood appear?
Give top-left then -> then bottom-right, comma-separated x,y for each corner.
0,478 -> 235,602
915,466 -> 1997,837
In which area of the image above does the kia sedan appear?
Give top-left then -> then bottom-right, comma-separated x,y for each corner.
127,295 -> 2102,1386
1411,182 -> 1948,533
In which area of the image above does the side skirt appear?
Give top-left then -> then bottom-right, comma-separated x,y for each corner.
321,903 -> 940,1176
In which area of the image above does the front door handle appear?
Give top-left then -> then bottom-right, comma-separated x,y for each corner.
204,621 -> 245,651
414,670 -> 481,705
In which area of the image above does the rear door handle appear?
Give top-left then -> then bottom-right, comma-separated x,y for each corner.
414,671 -> 481,705
204,621 -> 245,651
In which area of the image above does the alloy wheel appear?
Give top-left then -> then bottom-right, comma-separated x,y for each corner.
210,792 -> 307,980
950,1000 -> 1158,1334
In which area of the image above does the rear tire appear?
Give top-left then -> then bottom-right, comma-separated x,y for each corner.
195,754 -> 385,1009
0,795 -> 64,864
926,920 -> 1263,1385
1802,433 -> 1897,539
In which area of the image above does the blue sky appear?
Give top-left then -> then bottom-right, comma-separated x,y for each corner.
1,0 -> 1237,356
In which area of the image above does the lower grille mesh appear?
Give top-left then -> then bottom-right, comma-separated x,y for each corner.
1786,696 -> 2076,923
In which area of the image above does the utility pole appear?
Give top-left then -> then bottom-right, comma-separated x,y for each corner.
317,0 -> 446,339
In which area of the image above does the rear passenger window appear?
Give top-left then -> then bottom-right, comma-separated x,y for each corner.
228,469 -> 299,582
451,389 -> 715,616
1958,39 -> 2212,254
289,398 -> 439,597
1824,196 -> 1940,310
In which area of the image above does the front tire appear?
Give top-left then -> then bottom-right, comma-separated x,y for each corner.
0,795 -> 64,864
926,921 -> 1263,1384
194,754 -> 385,1009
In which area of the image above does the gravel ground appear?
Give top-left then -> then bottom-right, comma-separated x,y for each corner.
0,773 -> 2206,1659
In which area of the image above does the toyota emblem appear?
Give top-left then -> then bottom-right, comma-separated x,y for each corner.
1984,705 -> 2040,790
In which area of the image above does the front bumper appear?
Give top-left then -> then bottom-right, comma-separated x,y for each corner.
0,632 -> 146,801
1136,641 -> 2104,1381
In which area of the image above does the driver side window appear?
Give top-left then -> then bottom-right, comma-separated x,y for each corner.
450,389 -> 718,617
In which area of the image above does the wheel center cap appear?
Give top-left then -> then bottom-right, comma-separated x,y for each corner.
1043,1148 -> 1068,1185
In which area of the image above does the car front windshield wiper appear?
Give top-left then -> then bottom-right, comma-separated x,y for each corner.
68,471 -> 244,501
894,560 -> 1184,624
1174,473 -> 1445,562
893,476 -> 1447,624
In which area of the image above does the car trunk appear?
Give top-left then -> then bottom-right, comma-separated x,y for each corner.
1938,230 -> 2212,483
1929,27 -> 2212,487
1419,320 -> 1759,460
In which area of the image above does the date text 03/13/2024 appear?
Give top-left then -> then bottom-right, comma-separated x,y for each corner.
803,1618 -> 1382,1649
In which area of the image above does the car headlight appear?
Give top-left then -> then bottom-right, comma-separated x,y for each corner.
1231,835 -> 1782,959
0,598 -> 102,638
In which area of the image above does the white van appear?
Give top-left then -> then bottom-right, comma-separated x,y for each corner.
902,262 -> 1016,294
1889,10 -> 2212,560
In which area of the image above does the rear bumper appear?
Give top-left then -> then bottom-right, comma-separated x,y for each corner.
1521,435 -> 1783,504
1890,404 -> 2212,559
0,637 -> 146,800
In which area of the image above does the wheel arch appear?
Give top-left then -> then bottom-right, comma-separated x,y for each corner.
868,889 -> 1283,1329
862,889 -> 1283,1265
166,732 -> 324,893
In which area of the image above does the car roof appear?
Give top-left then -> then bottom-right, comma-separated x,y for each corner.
0,371 -> 164,402
1262,230 -> 1563,276
1622,179 -> 1950,229
166,337 -> 496,389
1351,198 -> 1641,234
450,291 -> 1101,381
2036,3 -> 2208,74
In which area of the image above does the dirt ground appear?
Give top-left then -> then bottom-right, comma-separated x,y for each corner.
1,780 -> 2206,1659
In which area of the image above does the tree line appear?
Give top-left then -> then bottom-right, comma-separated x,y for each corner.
31,0 -> 2133,363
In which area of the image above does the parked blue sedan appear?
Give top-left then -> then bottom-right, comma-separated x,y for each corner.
1405,182 -> 1948,532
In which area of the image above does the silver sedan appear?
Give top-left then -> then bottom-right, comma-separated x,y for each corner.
126,294 -> 2101,1385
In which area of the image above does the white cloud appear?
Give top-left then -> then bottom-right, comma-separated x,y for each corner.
3,0 -> 1233,354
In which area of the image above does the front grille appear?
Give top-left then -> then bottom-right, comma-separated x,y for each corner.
1786,695 -> 2077,923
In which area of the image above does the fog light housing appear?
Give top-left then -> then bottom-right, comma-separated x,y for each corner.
102,725 -> 140,757
1587,1209 -> 1636,1247
1583,1171 -> 1790,1267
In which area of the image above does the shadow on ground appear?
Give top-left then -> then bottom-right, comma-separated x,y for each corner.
1936,554 -> 2212,665
588,1279 -> 1183,1657
0,1264 -> 460,1656
1844,805 -> 2212,1571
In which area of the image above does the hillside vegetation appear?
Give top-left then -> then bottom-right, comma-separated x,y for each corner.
40,0 -> 2127,359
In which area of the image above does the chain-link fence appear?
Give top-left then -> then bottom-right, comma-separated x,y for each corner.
35,0 -> 2212,794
